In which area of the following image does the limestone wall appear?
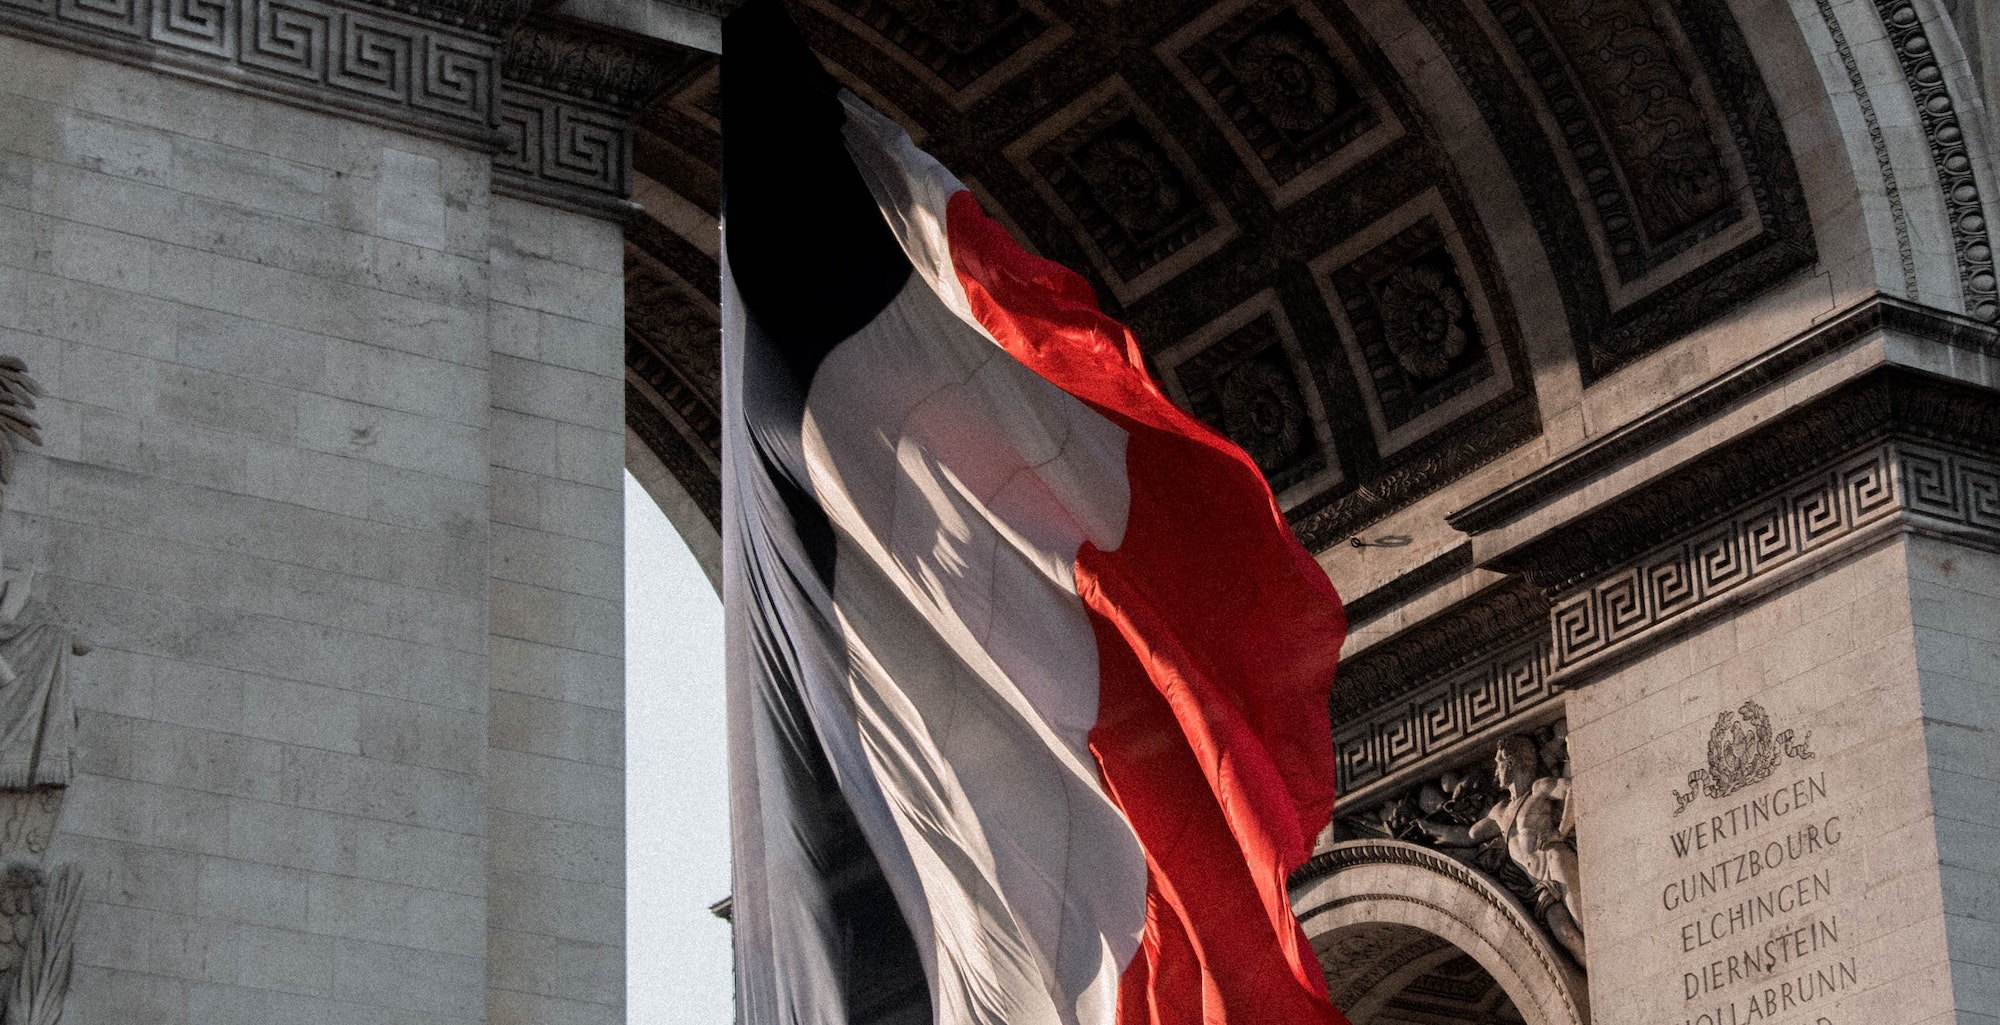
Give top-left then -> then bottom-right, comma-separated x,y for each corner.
1909,536 -> 2000,1024
486,196 -> 628,1024
1567,536 -> 1961,1025
0,29 -> 625,1025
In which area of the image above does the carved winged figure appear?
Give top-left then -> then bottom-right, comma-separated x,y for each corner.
0,357 -> 80,1025
0,358 -> 43,490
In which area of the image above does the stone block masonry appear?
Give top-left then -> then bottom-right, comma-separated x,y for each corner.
0,24 -> 627,1025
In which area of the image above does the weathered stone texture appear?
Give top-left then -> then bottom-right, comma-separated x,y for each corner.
485,195 -> 626,1025
0,27 -> 624,1025
1909,536 -> 2000,1021
1566,536 -> 1984,1024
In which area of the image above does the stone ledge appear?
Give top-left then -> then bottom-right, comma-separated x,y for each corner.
0,0 -> 520,149
1331,367 -> 2000,799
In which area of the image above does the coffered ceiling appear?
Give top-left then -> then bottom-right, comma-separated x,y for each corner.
622,0 -> 1816,552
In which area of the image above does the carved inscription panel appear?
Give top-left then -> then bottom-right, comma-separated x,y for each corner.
1566,544 -> 1955,1025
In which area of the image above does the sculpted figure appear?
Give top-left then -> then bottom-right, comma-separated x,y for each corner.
1423,734 -> 1587,965
0,357 -> 81,1025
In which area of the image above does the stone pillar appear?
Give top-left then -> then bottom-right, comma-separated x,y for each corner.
483,17 -> 678,1025
1308,302 -> 2000,1025
1489,363 -> 2000,1025
0,1 -> 686,1021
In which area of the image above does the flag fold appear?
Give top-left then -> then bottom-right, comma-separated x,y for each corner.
720,6 -> 1350,1024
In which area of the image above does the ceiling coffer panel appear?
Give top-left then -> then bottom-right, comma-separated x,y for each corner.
622,0 -> 1814,546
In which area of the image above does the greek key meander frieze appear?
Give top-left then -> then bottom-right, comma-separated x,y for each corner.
1549,444 -> 1906,669
1337,366 -> 2000,799
0,0 -> 504,141
496,85 -> 633,201
490,20 -> 706,207
1343,441 -> 1998,797
0,0 -> 681,209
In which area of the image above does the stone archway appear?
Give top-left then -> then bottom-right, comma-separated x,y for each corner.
1293,840 -> 1589,1025
1315,921 -> 1528,1025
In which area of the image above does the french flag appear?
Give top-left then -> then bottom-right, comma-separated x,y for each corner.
719,4 -> 1350,1023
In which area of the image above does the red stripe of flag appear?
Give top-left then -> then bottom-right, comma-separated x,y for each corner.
944,189 -> 1351,1025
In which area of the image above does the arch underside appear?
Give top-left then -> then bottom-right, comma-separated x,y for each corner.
1317,921 -> 1528,1025
615,0 -> 1987,558
1293,841 -> 1590,1025
617,2 -> 1996,1018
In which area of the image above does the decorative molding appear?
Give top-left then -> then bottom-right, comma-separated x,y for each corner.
1335,367 -> 2000,794
1291,840 -> 1589,1025
1412,0 -> 1817,381
493,17 -> 696,215
1449,295 -> 2000,537
352,0 -> 531,34
1290,395 -> 1540,552
502,18 -> 686,109
1341,542 -> 1473,627
0,0 -> 509,148
1333,577 -> 1548,725
1334,632 -> 1551,796
1547,437 -> 1996,672
1331,578 -> 1552,795
1489,367 -> 2000,594
1548,443 -> 1903,669
1485,0 -> 1737,284
1873,0 -> 1999,322
625,381 -> 720,531
1318,927 -> 1452,1012
1816,0 -> 1919,297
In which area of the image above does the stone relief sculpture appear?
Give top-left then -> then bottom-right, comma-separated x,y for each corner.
0,357 -> 83,1025
1671,698 -> 1814,814
1340,725 -> 1587,967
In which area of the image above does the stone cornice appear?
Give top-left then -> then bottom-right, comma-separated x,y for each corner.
1490,368 -> 2000,594
353,0 -> 535,34
0,0 -> 700,216
1540,430 -> 1999,678
502,17 -> 682,108
1448,295 -> 2000,538
1332,577 -> 1547,727
494,14 -> 700,217
0,0 -> 519,148
1330,366 -> 2000,797
1331,578 -> 1554,797
1340,542 -> 1473,628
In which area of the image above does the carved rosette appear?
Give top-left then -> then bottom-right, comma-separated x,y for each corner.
1008,79 -> 1237,302
1164,299 -> 1337,499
